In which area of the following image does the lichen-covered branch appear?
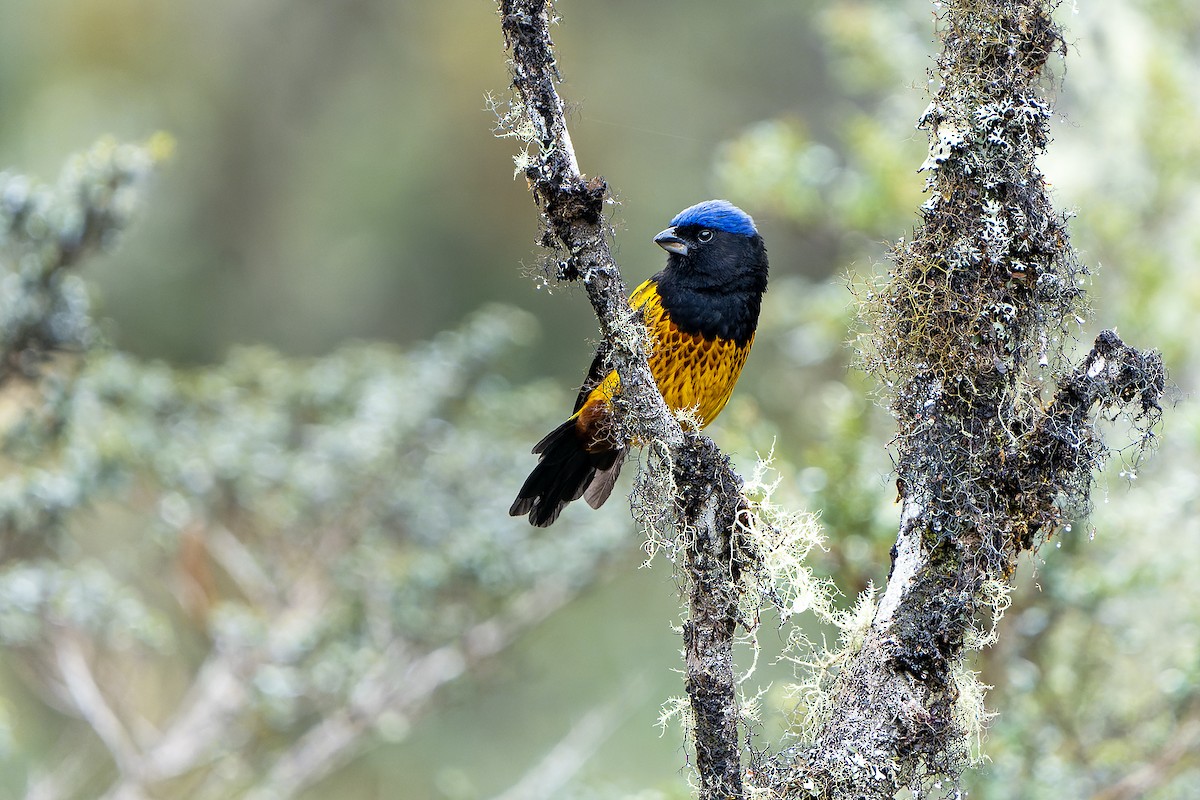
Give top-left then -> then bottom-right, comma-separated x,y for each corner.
676,437 -> 749,799
756,0 -> 1164,797
497,0 -> 680,448
498,3 -> 750,797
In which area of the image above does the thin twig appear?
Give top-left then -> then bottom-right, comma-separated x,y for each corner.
245,580 -> 575,800
491,674 -> 652,800
53,636 -> 144,784
1091,718 -> 1200,800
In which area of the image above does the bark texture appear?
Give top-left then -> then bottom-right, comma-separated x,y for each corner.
758,0 -> 1164,796
499,4 -> 750,797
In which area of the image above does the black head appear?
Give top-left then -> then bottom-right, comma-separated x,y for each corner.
653,200 -> 768,295
651,200 -> 769,344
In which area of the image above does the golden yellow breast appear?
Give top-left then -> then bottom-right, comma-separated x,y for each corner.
647,316 -> 752,428
573,280 -> 753,445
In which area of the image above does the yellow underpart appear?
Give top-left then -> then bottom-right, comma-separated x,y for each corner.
574,279 -> 753,445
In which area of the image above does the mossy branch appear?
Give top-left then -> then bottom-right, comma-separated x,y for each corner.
498,2 -> 752,797
498,0 -> 680,449
756,0 -> 1165,797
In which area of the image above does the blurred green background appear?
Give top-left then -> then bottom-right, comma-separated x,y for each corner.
1,0 -> 1198,798
0,0 -> 837,365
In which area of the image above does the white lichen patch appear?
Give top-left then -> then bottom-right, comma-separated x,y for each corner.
737,453 -> 832,626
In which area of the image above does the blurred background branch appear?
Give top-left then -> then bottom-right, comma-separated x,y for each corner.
0,139 -> 632,798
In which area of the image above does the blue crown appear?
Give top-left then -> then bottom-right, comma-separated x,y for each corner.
668,200 -> 757,236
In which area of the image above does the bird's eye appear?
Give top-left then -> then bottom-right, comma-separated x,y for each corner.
697,229 -> 714,242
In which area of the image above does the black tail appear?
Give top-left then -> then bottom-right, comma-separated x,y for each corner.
509,418 -> 625,527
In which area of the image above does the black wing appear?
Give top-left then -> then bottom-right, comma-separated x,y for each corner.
571,278 -> 661,413
572,340 -> 612,414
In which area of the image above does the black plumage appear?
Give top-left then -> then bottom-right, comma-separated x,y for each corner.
510,200 -> 769,527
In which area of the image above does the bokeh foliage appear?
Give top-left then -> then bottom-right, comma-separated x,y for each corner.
0,0 -> 1195,797
0,137 -> 640,799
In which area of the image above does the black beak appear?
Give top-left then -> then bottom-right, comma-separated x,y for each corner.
654,227 -> 688,256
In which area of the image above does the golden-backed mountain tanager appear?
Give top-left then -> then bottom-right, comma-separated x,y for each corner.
511,200 -> 769,527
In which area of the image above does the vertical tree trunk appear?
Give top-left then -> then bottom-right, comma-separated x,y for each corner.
760,0 -> 1164,796
498,5 -> 751,797
678,437 -> 745,799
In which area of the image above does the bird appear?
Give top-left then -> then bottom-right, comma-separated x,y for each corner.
510,200 -> 770,527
